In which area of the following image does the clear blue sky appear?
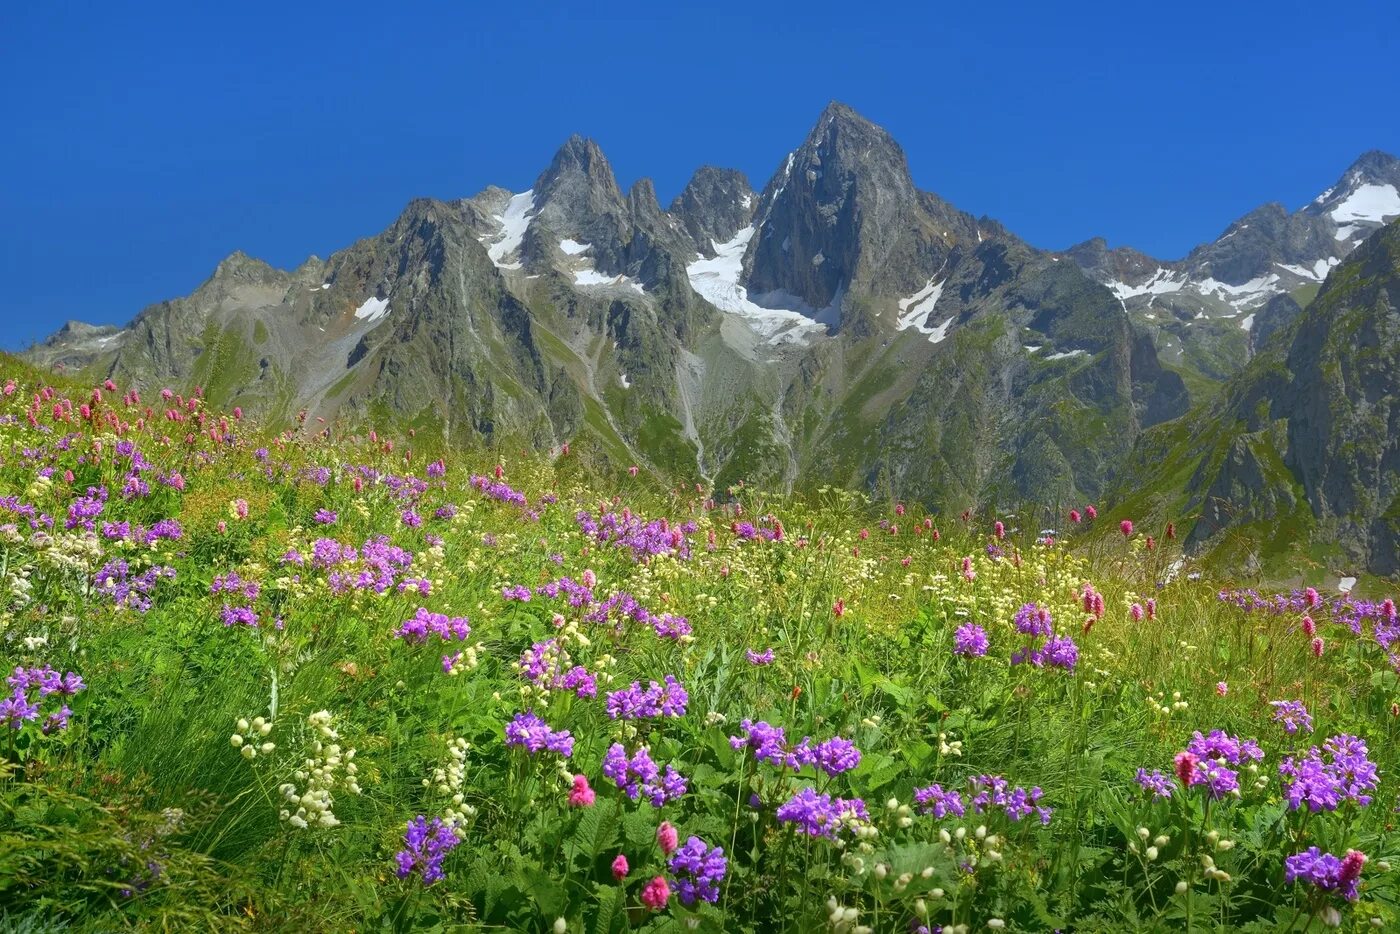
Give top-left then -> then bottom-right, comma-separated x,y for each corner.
2,0 -> 1396,350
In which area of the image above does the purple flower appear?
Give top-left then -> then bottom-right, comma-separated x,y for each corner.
313,509 -> 338,525
1285,847 -> 1366,902
1187,730 -> 1264,766
1270,699 -> 1314,735
812,736 -> 862,776
395,816 -> 461,885
668,836 -> 726,905
1013,603 -> 1053,637
775,788 -> 870,839
969,775 -> 1052,824
394,608 -> 471,643
1134,768 -> 1174,798
504,711 -> 573,757
1279,734 -> 1378,812
953,623 -> 989,657
729,720 -> 788,766
605,676 -> 687,720
601,743 -> 686,806
745,648 -> 775,666
913,784 -> 966,819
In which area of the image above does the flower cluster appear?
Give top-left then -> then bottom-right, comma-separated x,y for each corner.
1270,699 -> 1314,735
575,509 -> 694,562
1285,847 -> 1366,902
968,775 -> 1053,824
953,622 -> 989,657
727,720 -> 861,775
585,591 -> 691,640
395,816 -> 462,885
504,711 -> 574,756
394,607 -> 471,643
775,787 -> 871,839
276,710 -> 361,829
913,783 -> 966,819
1279,734 -> 1379,812
469,475 -> 527,506
517,640 -> 596,698
667,836 -> 727,905
3,665 -> 84,733
600,743 -> 687,806
93,559 -> 176,613
605,676 -> 688,720
212,569 -> 261,627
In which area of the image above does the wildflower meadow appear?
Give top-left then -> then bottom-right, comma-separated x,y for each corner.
2,360 -> 1399,932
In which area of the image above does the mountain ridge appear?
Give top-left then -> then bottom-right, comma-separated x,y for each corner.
20,103 -> 1399,546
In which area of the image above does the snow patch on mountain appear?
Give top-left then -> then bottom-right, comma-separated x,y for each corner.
1108,268 -> 1186,301
1329,183 -> 1400,224
1193,274 -> 1282,309
574,267 -> 645,294
896,277 -> 950,342
559,239 -> 590,255
686,226 -> 831,344
483,190 -> 536,269
354,296 -> 389,322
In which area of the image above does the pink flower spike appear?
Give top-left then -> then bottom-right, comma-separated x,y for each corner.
657,821 -> 679,855
640,875 -> 670,910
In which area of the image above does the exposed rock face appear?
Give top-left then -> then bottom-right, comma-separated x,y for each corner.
1283,223 -> 1400,574
669,167 -> 754,253
1126,220 -> 1400,576
744,102 -> 978,330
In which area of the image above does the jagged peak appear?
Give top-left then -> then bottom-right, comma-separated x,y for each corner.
1343,149 -> 1399,181
534,134 -> 620,197
212,250 -> 280,279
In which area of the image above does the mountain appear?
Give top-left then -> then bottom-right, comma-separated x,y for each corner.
1064,151 -> 1400,384
1120,219 -> 1400,578
19,103 -> 1392,523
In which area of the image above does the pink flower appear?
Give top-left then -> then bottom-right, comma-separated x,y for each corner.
833,599 -> 846,618
1174,751 -> 1199,786
1129,603 -> 1144,622
657,821 -> 679,856
994,520 -> 1005,540
1085,504 -> 1097,519
234,499 -> 249,520
1120,519 -> 1133,537
1340,849 -> 1367,890
1311,637 -> 1325,658
1216,681 -> 1228,696
640,875 -> 670,910
582,569 -> 597,589
628,465 -> 639,477
1069,509 -> 1082,523
1305,587 -> 1320,608
1302,615 -> 1316,637
568,774 -> 595,807
611,854 -> 629,881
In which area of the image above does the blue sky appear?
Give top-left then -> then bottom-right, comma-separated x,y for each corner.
2,0 -> 1396,349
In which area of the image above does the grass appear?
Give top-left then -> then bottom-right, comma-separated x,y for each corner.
2,365 -> 1399,932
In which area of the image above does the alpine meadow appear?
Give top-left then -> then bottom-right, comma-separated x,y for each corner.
5,32 -> 1400,932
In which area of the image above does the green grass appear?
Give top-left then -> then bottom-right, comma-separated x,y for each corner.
3,364 -> 1400,932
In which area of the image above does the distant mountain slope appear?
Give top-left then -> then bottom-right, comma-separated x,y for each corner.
1120,219 -> 1400,577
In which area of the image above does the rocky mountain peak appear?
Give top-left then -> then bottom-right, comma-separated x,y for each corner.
668,166 -> 754,253
534,135 -> 624,209
744,101 -> 955,325
1303,149 -> 1400,247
